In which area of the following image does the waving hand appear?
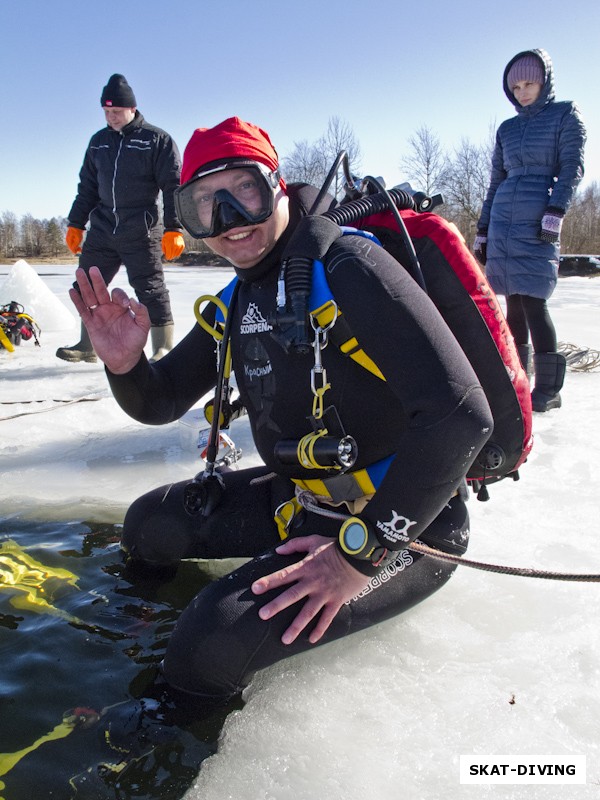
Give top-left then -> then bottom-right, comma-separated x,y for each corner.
69,267 -> 151,374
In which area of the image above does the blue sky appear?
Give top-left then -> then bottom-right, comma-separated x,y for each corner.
1,0 -> 598,220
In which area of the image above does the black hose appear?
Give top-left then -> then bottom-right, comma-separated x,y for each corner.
284,255 -> 314,354
322,182 -> 427,291
183,281 -> 241,516
202,281 -> 240,473
322,187 -> 416,225
308,150 -> 349,215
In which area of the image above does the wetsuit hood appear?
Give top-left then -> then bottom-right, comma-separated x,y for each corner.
503,48 -> 554,114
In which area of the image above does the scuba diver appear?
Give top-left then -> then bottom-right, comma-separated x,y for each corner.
68,117 -> 493,706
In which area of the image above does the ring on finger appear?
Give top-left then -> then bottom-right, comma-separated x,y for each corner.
88,304 -> 98,310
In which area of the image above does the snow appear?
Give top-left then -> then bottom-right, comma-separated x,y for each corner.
0,259 -> 77,332
2,261 -> 600,799
0,261 -> 262,521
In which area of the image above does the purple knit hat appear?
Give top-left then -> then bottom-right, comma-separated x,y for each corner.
506,55 -> 544,90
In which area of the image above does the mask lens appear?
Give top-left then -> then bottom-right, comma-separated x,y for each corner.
175,163 -> 277,238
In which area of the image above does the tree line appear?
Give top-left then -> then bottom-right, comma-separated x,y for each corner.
0,211 -> 212,263
1,212 -> 69,260
281,119 -> 600,256
395,124 -> 600,256
2,118 -> 598,261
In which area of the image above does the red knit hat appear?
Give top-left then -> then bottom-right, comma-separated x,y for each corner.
181,117 -> 284,187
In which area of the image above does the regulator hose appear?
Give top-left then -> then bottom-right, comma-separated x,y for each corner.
282,255 -> 314,355
323,177 -> 427,291
321,186 -> 417,225
278,179 -> 432,353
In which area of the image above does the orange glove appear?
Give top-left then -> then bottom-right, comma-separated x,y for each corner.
161,231 -> 185,261
65,226 -> 84,255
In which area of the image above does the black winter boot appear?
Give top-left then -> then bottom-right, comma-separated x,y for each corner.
516,343 -> 532,379
149,323 -> 174,363
55,322 -> 97,363
531,352 -> 566,412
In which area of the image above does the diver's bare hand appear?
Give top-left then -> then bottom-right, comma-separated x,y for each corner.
69,266 -> 151,374
251,535 -> 372,645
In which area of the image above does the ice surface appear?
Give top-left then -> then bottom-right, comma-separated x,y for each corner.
1,263 -> 600,799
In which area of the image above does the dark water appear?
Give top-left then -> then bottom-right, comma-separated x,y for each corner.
0,517 -> 242,800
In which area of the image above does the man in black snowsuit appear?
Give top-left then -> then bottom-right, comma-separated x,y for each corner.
69,117 -> 493,705
57,74 -> 184,364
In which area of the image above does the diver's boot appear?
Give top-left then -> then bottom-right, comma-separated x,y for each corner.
531,352 -> 566,412
55,322 -> 97,363
149,323 -> 174,363
516,343 -> 532,379
96,697 -> 179,757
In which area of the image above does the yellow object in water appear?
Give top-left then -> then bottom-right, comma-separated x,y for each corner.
0,538 -> 79,621
0,718 -> 76,781
0,708 -> 100,795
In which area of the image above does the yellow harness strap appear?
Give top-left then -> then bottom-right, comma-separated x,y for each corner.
292,465 -> 378,504
274,497 -> 303,540
310,301 -> 385,381
271,466 -> 379,532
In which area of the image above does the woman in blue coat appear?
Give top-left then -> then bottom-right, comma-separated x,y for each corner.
474,49 -> 586,412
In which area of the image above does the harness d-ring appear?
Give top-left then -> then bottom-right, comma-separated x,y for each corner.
274,497 -> 302,540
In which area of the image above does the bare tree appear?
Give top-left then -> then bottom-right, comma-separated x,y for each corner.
45,218 -> 64,257
562,182 -> 600,254
19,214 -> 45,257
0,211 -> 18,258
438,137 -> 492,240
399,125 -> 449,196
280,139 -> 329,187
281,117 -> 362,198
317,116 -> 362,197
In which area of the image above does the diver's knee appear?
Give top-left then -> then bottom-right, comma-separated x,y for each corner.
162,582 -> 253,701
121,484 -> 191,567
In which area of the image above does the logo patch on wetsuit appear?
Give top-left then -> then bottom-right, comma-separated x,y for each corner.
244,361 -> 273,380
376,511 -> 417,544
240,303 -> 272,335
347,550 -> 415,603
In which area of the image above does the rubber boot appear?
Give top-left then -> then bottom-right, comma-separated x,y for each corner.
516,343 -> 532,379
55,322 -> 97,363
149,323 -> 174,363
531,352 -> 566,412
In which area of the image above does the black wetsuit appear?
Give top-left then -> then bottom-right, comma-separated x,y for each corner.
108,184 -> 493,702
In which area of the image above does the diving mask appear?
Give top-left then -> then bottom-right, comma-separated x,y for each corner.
175,161 -> 280,239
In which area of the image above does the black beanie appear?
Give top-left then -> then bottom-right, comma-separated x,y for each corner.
100,74 -> 137,107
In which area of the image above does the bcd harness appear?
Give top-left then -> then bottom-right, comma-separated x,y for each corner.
197,228 -> 416,540
187,181 -> 532,563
